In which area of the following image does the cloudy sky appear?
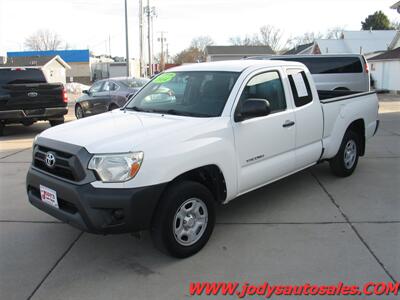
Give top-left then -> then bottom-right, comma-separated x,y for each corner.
0,0 -> 399,58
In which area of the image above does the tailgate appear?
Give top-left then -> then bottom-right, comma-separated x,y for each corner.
0,83 -> 66,111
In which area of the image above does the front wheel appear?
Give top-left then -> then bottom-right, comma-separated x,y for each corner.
329,130 -> 360,177
75,104 -> 84,119
151,181 -> 216,258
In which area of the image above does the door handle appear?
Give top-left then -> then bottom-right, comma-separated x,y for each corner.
282,120 -> 295,128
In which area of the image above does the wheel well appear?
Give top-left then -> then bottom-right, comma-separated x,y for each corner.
334,87 -> 350,91
170,165 -> 227,203
347,119 -> 365,156
109,103 -> 119,110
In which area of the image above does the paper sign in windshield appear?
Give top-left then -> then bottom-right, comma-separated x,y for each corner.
292,73 -> 308,98
153,73 -> 176,83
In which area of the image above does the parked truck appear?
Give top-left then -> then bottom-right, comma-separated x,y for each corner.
27,60 -> 379,257
0,67 -> 68,136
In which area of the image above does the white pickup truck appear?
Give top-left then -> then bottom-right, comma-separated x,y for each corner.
27,60 -> 379,257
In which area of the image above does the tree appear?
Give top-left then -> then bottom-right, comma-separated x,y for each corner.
391,21 -> 400,30
190,36 -> 214,52
288,32 -> 323,48
326,26 -> 345,39
361,11 -> 393,30
258,25 -> 285,52
189,36 -> 214,62
173,47 -> 204,64
24,29 -> 67,51
228,34 -> 260,46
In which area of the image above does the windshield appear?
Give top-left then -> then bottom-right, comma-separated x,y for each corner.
126,71 -> 240,117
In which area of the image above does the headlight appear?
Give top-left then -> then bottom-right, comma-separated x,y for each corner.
88,152 -> 144,183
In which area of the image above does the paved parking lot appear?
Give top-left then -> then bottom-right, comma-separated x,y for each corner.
0,96 -> 399,300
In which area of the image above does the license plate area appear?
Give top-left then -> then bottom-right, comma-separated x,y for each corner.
40,185 -> 59,208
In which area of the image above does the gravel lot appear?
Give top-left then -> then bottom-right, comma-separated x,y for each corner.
0,94 -> 399,300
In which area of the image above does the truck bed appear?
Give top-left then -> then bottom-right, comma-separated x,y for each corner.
319,90 -> 379,160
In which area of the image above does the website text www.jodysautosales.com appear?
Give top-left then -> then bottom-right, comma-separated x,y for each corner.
189,281 -> 399,298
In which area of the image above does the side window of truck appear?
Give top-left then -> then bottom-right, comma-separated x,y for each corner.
287,69 -> 313,107
238,71 -> 286,114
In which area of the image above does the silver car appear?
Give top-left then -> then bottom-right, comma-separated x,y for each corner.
248,54 -> 370,92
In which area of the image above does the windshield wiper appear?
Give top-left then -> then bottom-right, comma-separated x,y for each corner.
126,106 -> 153,113
154,109 -> 212,118
126,107 -> 211,117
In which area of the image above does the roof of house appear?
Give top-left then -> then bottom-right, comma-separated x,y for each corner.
205,45 -> 274,56
2,55 -> 70,69
342,30 -> 397,41
314,30 -> 398,55
7,49 -> 90,63
369,47 -> 400,61
389,31 -> 400,49
391,1 -> 400,9
284,43 -> 314,55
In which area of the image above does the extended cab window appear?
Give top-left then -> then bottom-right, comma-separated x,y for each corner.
287,69 -> 313,107
238,71 -> 286,113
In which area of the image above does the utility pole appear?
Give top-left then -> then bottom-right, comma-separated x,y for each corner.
158,32 -> 167,71
166,43 -> 169,64
124,0 -> 130,76
138,0 -> 144,77
144,1 -> 156,76
146,0 -> 152,77
109,35 -> 111,57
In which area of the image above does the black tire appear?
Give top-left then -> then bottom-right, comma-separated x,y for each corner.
329,130 -> 360,177
0,122 -> 4,136
151,181 -> 216,258
75,104 -> 84,119
49,118 -> 64,127
22,121 -> 34,127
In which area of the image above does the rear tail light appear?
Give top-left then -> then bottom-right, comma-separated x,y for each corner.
365,63 -> 369,74
62,88 -> 68,103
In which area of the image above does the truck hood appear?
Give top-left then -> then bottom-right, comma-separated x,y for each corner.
39,110 -> 213,153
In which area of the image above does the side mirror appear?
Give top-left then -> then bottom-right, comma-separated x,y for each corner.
82,90 -> 90,95
235,98 -> 271,122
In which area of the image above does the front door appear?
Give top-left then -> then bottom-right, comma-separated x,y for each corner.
92,80 -> 111,114
232,70 -> 296,194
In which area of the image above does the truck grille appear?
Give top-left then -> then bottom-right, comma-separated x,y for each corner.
33,145 -> 85,182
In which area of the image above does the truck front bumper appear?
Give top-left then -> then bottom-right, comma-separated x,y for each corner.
0,107 -> 68,122
26,166 -> 166,234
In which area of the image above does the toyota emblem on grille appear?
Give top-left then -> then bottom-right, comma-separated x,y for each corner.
45,152 -> 56,168
27,92 -> 38,97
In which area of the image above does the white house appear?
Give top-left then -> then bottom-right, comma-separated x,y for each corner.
2,55 -> 70,84
369,47 -> 400,93
313,30 -> 398,56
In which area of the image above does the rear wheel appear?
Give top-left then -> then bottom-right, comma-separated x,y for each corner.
49,118 -> 64,127
0,122 -> 4,136
329,130 -> 360,177
75,104 -> 84,119
151,181 -> 215,258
